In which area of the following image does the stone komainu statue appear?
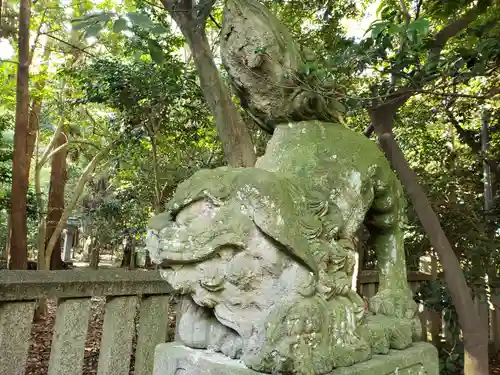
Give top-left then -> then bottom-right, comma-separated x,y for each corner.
146,1 -> 436,374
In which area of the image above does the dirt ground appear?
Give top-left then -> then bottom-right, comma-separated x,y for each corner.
24,299 -> 500,375
25,298 -> 176,375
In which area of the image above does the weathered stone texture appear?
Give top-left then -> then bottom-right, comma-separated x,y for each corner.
0,301 -> 35,375
97,296 -> 138,375
154,342 -> 439,375
48,298 -> 91,375
135,295 -> 171,375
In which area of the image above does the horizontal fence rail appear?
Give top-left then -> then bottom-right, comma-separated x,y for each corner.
0,269 -> 172,301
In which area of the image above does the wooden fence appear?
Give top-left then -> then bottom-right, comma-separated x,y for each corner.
0,269 -> 496,375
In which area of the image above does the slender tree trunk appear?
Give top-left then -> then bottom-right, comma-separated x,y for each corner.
89,239 -> 99,269
429,253 -> 442,348
162,3 -> 256,167
4,216 -> 11,261
44,133 -> 68,270
27,101 -> 41,174
369,107 -> 489,375
121,238 -> 132,268
7,46 -> 51,267
129,237 -> 136,270
146,126 -> 162,214
9,0 -> 31,269
44,147 -> 109,268
188,31 -> 255,167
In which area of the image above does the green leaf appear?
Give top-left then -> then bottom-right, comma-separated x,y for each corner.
84,23 -> 104,39
331,100 -> 346,113
71,21 -> 91,31
387,24 -> 402,35
150,24 -> 169,35
408,18 -> 430,36
148,39 -> 164,65
90,12 -> 113,23
134,50 -> 144,62
376,1 -> 386,16
370,21 -> 389,39
127,12 -> 156,29
113,18 -> 129,33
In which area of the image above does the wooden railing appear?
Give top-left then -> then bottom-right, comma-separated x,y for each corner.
0,269 -> 496,375
0,270 -> 172,375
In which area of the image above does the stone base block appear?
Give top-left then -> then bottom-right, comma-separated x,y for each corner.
154,341 -> 439,375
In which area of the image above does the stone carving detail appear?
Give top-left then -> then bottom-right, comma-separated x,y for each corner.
146,0 -> 422,373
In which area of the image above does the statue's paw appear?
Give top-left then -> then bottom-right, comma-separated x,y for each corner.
369,288 -> 417,320
363,314 -> 414,351
411,315 -> 423,342
389,317 -> 413,349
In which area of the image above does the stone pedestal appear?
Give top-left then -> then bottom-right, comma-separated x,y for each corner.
154,342 -> 439,375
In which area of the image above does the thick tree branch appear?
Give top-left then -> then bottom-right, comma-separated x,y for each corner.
46,141 -> 69,160
161,0 -> 193,16
44,145 -> 112,269
429,0 -> 492,62
375,130 -> 489,375
195,0 -> 216,27
159,0 -> 257,167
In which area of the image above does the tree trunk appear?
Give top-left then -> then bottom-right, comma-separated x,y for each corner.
121,238 -> 132,268
429,253 -> 442,348
25,99 -> 42,171
370,107 -> 489,375
45,132 -> 68,270
44,146 -> 109,269
164,6 -> 256,167
9,0 -> 31,269
146,126 -> 162,214
3,215 -> 11,261
9,46 -> 51,268
89,240 -> 99,269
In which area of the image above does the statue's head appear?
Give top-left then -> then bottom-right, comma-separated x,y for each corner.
147,167 -> 318,273
146,168 -> 322,359
146,167 -> 373,373
220,0 -> 345,133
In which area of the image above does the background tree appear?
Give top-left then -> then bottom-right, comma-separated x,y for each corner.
10,0 -> 31,269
